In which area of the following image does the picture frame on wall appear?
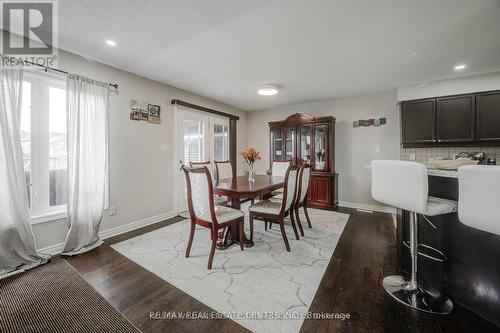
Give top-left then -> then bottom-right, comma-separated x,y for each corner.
129,99 -> 161,124
147,104 -> 161,124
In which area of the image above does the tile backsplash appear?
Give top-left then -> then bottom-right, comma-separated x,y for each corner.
400,146 -> 500,167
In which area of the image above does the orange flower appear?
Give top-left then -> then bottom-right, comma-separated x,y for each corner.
241,147 -> 261,165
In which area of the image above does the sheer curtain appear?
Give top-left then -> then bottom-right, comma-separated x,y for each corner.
62,74 -> 109,256
0,63 -> 49,278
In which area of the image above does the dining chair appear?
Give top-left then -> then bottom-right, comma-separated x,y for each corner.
190,161 -> 213,175
248,165 -> 299,251
268,160 -> 291,196
182,165 -> 244,269
269,164 -> 310,237
293,163 -> 312,236
190,161 -> 227,206
214,160 -> 233,181
271,160 -> 291,177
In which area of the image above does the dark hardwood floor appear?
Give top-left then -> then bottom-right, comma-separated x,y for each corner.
64,209 -> 499,333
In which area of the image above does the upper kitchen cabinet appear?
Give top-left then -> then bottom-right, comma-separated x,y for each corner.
476,90 -> 500,142
401,99 -> 436,144
436,94 -> 475,143
400,89 -> 500,147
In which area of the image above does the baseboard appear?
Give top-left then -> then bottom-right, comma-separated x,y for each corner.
338,201 -> 396,214
98,211 -> 176,240
37,211 -> 176,256
38,242 -> 65,256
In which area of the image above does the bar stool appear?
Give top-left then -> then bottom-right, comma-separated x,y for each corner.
458,165 -> 500,236
371,160 -> 456,314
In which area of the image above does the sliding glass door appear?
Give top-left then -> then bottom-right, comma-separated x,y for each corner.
176,108 -> 230,215
210,116 -> 229,162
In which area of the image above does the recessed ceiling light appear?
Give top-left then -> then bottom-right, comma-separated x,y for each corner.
454,64 -> 466,71
105,40 -> 117,47
257,84 -> 279,96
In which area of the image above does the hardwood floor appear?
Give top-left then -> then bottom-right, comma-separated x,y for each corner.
64,209 -> 499,333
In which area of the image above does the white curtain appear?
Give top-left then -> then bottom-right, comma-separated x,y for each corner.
0,63 -> 49,277
62,74 -> 109,256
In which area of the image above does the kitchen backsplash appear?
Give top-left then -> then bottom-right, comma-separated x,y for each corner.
400,146 -> 500,167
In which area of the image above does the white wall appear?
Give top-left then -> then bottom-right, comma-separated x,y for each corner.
397,72 -> 500,101
32,49 -> 248,251
246,91 -> 400,207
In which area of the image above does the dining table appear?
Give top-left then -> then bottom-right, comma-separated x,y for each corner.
213,174 -> 284,249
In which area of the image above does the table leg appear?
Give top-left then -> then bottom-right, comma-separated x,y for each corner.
216,197 -> 254,250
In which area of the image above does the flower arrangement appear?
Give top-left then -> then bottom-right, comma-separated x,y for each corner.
241,148 -> 261,182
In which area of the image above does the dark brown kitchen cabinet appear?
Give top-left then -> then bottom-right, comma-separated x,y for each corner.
436,94 -> 475,143
476,91 -> 500,142
400,89 -> 500,147
269,113 -> 337,210
401,99 -> 436,144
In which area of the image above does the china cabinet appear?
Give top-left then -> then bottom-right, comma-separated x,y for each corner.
268,113 -> 338,210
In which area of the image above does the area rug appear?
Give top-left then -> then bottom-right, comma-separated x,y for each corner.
112,205 -> 349,333
0,259 -> 139,333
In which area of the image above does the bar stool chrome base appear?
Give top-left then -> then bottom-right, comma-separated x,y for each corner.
383,275 -> 453,314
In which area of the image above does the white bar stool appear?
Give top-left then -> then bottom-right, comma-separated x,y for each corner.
371,160 -> 456,314
458,165 -> 500,236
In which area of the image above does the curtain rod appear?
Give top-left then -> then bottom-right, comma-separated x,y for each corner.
23,60 -> 118,90
171,99 -> 239,120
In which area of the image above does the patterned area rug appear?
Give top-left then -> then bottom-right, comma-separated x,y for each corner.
0,259 -> 139,333
112,205 -> 349,333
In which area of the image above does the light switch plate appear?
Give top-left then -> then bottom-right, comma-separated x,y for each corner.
409,153 -> 416,161
109,206 -> 116,216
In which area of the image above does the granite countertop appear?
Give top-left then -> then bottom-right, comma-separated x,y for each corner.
427,168 -> 458,178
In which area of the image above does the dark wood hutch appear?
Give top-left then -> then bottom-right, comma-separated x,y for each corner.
268,113 -> 338,210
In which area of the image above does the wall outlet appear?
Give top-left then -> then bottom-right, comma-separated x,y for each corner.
109,206 -> 117,216
409,153 -> 416,161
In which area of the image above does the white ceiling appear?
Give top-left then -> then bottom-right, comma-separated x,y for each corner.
55,0 -> 500,110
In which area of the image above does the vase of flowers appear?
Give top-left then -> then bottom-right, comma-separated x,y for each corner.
241,148 -> 261,183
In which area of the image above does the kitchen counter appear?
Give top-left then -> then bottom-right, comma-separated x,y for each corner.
397,173 -> 500,328
427,168 -> 458,178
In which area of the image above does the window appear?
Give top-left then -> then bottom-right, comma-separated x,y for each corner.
183,119 -> 205,163
20,71 -> 67,218
213,123 -> 229,161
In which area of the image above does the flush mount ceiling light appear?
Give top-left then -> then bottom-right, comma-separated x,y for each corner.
257,84 -> 279,96
454,64 -> 466,71
105,39 -> 117,46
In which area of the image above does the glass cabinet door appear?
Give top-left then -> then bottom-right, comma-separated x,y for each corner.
284,127 -> 295,161
299,125 -> 312,164
314,124 -> 327,170
272,127 -> 283,161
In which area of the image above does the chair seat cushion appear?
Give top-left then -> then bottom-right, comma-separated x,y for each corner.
271,190 -> 283,196
214,206 -> 244,223
272,193 -> 283,200
248,200 -> 282,215
423,196 -> 457,216
214,196 -> 227,206
269,196 -> 282,204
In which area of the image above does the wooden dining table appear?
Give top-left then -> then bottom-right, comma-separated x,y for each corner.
213,174 -> 284,249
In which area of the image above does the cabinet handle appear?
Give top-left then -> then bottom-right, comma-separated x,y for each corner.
437,139 -> 442,142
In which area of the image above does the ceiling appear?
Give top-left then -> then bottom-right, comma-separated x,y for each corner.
54,0 -> 500,110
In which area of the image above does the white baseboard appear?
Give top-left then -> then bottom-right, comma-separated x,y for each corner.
98,211 -> 176,239
338,201 -> 396,214
39,242 -> 65,256
37,211 -> 176,256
